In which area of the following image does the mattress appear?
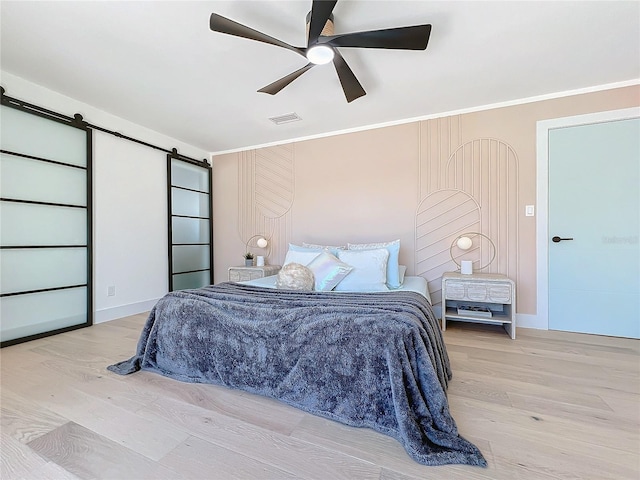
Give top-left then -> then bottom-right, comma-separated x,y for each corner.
240,274 -> 432,304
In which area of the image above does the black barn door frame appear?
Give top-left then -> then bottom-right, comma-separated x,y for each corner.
0,89 -> 93,347
167,149 -> 214,291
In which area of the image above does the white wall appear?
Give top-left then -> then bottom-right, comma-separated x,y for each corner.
1,71 -> 209,322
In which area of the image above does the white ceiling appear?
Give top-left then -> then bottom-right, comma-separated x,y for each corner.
1,1 -> 639,154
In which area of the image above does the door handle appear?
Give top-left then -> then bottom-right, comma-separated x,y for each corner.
552,236 -> 574,243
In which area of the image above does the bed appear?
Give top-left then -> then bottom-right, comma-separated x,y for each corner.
108,243 -> 486,467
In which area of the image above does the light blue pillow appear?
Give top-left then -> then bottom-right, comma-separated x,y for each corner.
335,248 -> 389,292
307,251 -> 353,291
283,244 -> 323,266
288,243 -> 321,253
348,239 -> 401,288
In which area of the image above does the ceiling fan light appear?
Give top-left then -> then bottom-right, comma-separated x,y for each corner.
306,45 -> 334,65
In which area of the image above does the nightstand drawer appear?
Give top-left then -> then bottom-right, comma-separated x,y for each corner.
229,270 -> 261,282
444,281 -> 466,300
488,285 -> 511,303
444,280 -> 511,303
467,284 -> 489,301
228,265 -> 281,282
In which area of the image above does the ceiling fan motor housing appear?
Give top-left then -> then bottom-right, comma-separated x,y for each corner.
305,12 -> 334,40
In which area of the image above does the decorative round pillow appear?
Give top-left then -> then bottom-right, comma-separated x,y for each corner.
275,263 -> 315,290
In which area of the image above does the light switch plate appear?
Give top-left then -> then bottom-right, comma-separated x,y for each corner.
525,205 -> 535,217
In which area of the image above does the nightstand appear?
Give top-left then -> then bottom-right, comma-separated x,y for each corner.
441,272 -> 516,339
228,265 -> 281,282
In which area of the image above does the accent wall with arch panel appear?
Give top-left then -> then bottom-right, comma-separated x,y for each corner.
211,84 -> 639,328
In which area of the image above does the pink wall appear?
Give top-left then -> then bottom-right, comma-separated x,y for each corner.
213,85 -> 639,318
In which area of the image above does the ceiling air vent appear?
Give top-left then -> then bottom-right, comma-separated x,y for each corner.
268,112 -> 302,125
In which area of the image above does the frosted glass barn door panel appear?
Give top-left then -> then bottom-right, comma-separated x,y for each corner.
0,153 -> 86,206
168,156 -> 212,291
1,248 -> 87,295
1,287 -> 87,343
171,188 -> 210,217
549,117 -> 639,338
172,270 -> 211,291
0,105 -> 87,167
171,217 -> 210,244
171,161 -> 210,192
0,102 -> 91,347
172,245 -> 210,273
0,202 -> 87,246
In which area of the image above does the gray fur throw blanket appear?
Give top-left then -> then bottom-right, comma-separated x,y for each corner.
108,282 -> 486,467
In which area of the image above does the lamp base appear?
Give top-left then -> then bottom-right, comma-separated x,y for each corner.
460,260 -> 473,274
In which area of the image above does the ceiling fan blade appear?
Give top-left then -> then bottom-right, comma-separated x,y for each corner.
210,13 -> 305,57
332,51 -> 366,103
321,24 -> 432,50
308,0 -> 338,45
257,63 -> 315,95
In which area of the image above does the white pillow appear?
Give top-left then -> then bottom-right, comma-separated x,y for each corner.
335,248 -> 389,292
307,251 -> 353,291
348,239 -> 401,289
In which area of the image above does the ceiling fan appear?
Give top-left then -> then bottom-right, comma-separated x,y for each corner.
209,1 -> 432,103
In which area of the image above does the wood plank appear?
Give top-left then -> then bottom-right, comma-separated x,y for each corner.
136,392 -> 382,479
1,432 -> 48,480
159,435 -> 299,479
487,430 -> 638,480
290,414 -> 503,480
14,461 -> 81,480
1,390 -> 69,444
27,422 -> 180,480
449,395 -> 639,462
120,370 -> 307,436
19,380 -> 189,461
451,369 -> 613,411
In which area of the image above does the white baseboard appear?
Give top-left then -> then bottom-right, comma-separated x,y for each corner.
94,298 -> 160,324
517,313 -> 547,330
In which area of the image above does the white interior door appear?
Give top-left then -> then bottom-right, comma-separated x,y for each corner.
547,116 -> 639,338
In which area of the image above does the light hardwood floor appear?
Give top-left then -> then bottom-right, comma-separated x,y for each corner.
1,314 -> 639,480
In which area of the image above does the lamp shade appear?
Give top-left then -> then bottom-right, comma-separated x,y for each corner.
456,236 -> 473,250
